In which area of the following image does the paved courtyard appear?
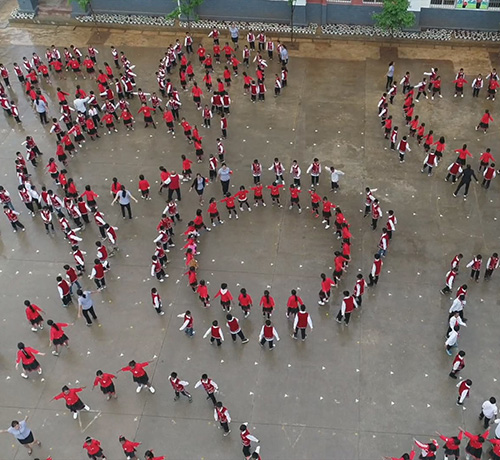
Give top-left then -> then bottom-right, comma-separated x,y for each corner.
0,9 -> 499,460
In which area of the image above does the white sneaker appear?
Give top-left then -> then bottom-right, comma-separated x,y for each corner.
21,372 -> 28,379
235,214 -> 239,219
212,222 -> 216,227
84,405 -> 90,411
229,214 -> 232,219
149,386 -> 156,394
289,205 -> 293,210
37,367 -> 43,374
220,220 -> 224,224
73,412 -> 78,419
136,384 -> 143,393
247,208 -> 251,212
31,327 -> 38,332
321,220 -> 326,224
262,202 -> 266,207
325,225 -> 330,229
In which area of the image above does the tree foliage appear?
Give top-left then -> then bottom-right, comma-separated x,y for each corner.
373,0 -> 415,32
69,0 -> 91,10
167,0 -> 205,25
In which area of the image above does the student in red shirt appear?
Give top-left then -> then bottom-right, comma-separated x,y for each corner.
234,185 -> 251,211
47,320 -> 72,356
486,77 -> 500,100
163,109 -> 175,136
138,102 -> 156,129
52,385 -> 90,419
221,192 -> 238,219
308,189 -> 321,217
455,144 -> 472,165
144,450 -> 166,460
223,42 -> 234,62
214,283 -> 233,312
191,82 -> 203,109
180,117 -> 193,143
193,208 -> 210,233
259,290 -> 275,318
479,148 -> 495,171
83,436 -> 106,460
24,300 -> 45,332
186,61 -> 195,81
207,197 -> 223,226
83,55 -> 96,79
138,174 -> 151,200
289,184 -> 302,212
117,359 -> 156,393
251,183 -> 266,207
119,436 -> 141,460
213,43 -> 221,63
223,65 -> 232,86
238,288 -> 253,318
181,154 -> 193,181
476,109 -> 493,133
318,273 -> 336,305
267,182 -> 284,206
81,185 -> 99,208
432,135 -> 445,159
286,289 -> 303,318
196,280 -> 210,307
321,197 -> 335,229
453,76 -> 468,97
93,370 -> 117,400
16,342 -> 44,379
84,117 -> 99,141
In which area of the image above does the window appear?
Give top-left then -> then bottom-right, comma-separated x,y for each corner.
430,0 -> 455,7
363,0 -> 383,3
489,0 -> 500,7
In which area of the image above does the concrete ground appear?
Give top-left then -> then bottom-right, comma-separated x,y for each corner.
0,8 -> 499,460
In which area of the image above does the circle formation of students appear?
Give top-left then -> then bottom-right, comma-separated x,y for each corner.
0,25 -> 498,460
379,65 -> 500,460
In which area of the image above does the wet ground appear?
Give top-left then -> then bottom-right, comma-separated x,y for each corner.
0,3 -> 499,459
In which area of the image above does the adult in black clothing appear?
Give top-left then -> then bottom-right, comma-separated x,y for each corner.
453,164 -> 478,199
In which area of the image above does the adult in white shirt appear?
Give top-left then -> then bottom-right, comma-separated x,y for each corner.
73,95 -> 90,114
479,397 -> 498,429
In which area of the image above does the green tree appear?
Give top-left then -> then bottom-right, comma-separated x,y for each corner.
69,0 -> 90,12
372,0 -> 415,34
167,0 -> 205,27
